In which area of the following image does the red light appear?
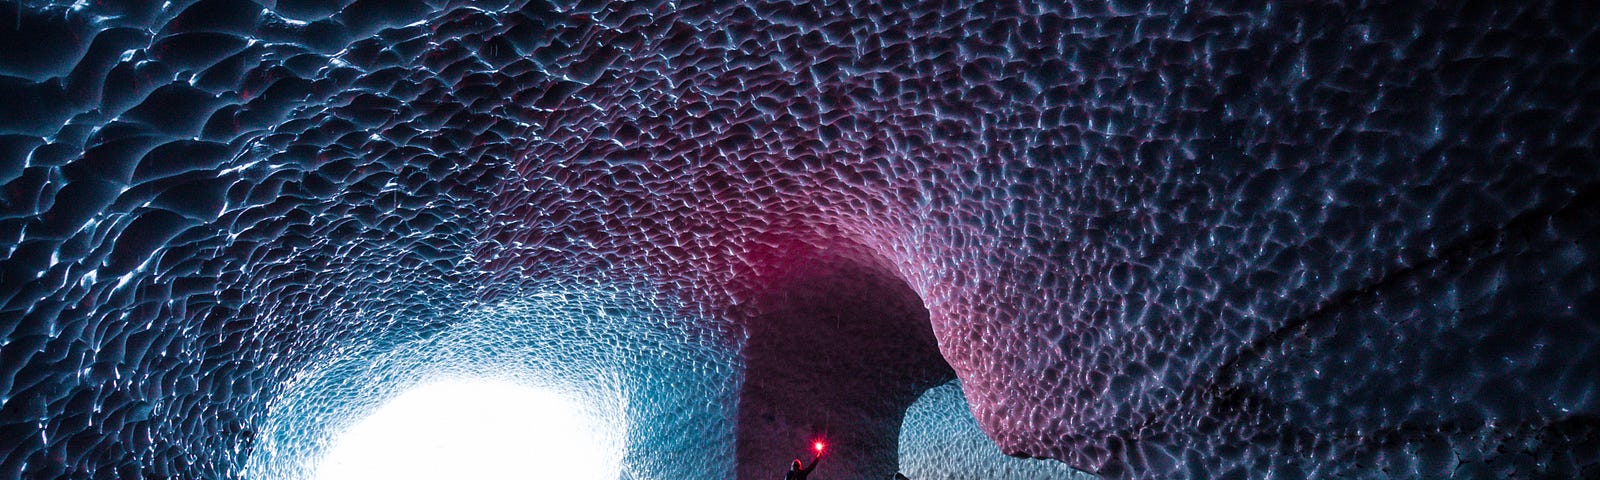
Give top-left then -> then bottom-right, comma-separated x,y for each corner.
814,441 -> 826,452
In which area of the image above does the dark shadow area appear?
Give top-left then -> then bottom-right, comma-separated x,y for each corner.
735,245 -> 954,479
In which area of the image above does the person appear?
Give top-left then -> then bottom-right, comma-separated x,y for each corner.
893,474 -> 910,480
785,452 -> 822,480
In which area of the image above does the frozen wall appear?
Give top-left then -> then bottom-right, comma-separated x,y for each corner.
900,380 -> 1094,480
1,0 -> 1598,478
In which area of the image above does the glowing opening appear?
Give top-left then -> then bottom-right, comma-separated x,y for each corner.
314,380 -> 616,480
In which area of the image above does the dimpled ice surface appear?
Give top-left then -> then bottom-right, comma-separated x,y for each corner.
0,1 -> 1597,479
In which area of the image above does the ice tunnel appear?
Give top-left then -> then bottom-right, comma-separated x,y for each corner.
2,0 -> 1599,478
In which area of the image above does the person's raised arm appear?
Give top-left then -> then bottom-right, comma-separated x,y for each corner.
802,453 -> 821,473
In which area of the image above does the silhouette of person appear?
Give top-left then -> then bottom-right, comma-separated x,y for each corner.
786,453 -> 821,480
893,474 -> 911,480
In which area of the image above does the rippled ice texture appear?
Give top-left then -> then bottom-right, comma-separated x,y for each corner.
900,381 -> 1095,480
1,0 -> 1598,478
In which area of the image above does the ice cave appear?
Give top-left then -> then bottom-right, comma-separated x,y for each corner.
0,0 -> 1597,478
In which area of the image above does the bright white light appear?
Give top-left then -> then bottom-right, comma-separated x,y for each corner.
315,380 -> 617,480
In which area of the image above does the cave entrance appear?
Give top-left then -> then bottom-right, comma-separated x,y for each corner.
313,379 -> 614,480
735,246 -> 955,479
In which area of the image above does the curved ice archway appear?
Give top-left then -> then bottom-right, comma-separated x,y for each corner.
0,0 -> 1598,478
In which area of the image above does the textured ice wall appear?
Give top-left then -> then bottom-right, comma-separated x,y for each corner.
1,0 -> 1598,478
900,380 -> 1094,480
